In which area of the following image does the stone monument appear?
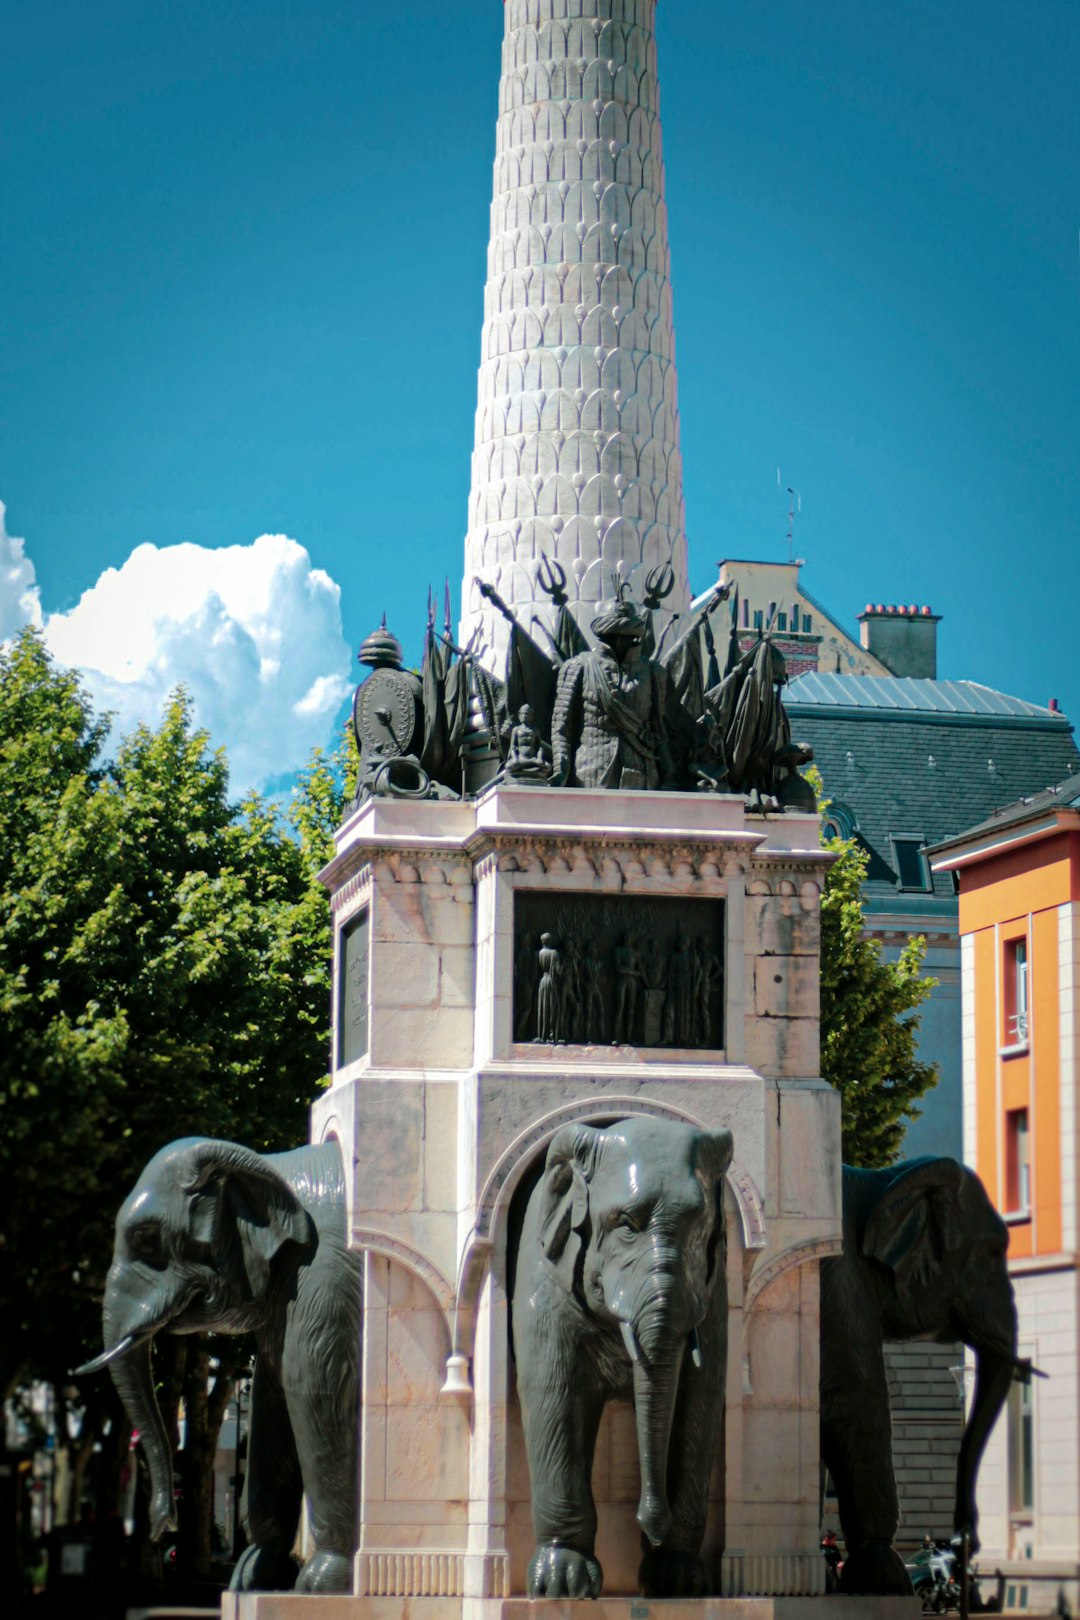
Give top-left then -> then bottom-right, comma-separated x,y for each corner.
223,3 -> 853,1616
461,0 -> 690,667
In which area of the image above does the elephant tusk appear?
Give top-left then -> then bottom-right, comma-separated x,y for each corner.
690,1327 -> 703,1370
71,1334 -> 142,1377
620,1321 -> 641,1364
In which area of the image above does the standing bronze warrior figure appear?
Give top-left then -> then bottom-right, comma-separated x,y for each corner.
551,593 -> 674,791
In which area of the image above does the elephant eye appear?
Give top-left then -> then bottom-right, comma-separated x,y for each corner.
127,1222 -> 162,1261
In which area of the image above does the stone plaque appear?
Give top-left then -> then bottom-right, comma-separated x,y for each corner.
513,893 -> 724,1050
338,908 -> 370,1066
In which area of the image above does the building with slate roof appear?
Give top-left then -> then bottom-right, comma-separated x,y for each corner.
786,672 -> 1079,1549
786,672 -> 1080,1161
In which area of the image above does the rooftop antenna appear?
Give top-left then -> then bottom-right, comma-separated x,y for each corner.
777,468 -> 803,563
786,486 -> 801,564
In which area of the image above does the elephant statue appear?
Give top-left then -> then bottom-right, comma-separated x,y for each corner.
511,1116 -> 733,1599
821,1156 -> 1019,1596
75,1137 -> 362,1594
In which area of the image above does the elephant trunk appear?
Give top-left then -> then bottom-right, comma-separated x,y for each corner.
955,1346 -> 1015,1552
103,1293 -> 177,1541
630,1297 -> 687,1548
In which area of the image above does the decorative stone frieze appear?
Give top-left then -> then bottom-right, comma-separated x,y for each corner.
468,831 -> 754,884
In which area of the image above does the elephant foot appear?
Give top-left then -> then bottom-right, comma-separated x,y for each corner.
295,1547 -> 353,1593
229,1542 -> 300,1592
839,1542 -> 914,1596
639,1547 -> 711,1597
528,1542 -> 603,1599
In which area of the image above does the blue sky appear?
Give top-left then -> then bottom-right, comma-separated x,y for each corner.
3,0 -> 1078,790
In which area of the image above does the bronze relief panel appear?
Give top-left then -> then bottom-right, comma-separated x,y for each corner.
513,892 -> 725,1050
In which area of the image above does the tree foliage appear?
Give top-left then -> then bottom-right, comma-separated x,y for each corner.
0,627 -> 348,1582
816,783 -> 938,1167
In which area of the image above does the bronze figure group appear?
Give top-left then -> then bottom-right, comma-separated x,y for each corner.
349,560 -> 815,811
515,922 -> 723,1051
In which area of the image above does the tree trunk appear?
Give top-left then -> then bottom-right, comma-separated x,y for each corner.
175,1337 -> 237,1584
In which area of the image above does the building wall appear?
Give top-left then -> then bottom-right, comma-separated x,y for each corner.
978,1266 -> 1080,1578
717,559 -> 890,678
885,1340 -> 965,1546
883,937 -> 963,1163
953,830 -> 1080,1596
959,832 -> 1077,1246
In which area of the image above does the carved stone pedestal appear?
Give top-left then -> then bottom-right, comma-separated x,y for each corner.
223,1594 -> 920,1620
226,1587 -> 919,1613
273,785 -> 840,1613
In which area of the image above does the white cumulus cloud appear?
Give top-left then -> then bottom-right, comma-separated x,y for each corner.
0,502 -> 44,639
38,532 -> 351,792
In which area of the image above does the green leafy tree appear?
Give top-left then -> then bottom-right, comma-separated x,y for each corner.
0,628 -> 346,1581
814,772 -> 938,1166
0,628 -> 131,1396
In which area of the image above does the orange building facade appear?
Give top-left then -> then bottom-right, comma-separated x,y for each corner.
932,778 -> 1080,1606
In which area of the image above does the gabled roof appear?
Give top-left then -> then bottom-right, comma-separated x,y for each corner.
927,770 -> 1080,862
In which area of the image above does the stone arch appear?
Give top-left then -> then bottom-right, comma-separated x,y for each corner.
742,1235 -> 845,1320
352,1226 -> 456,1346
469,1094 -> 767,1285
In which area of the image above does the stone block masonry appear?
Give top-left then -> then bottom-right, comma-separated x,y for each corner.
462,0 -> 689,664
307,785 -> 842,1607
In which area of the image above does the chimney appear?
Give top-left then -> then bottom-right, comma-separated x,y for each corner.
858,603 -> 941,679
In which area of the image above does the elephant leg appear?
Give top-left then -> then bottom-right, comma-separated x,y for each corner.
521,1363 -> 606,1598
639,1302 -> 725,1597
230,1360 -> 302,1592
286,1375 -> 359,1594
821,1340 -> 911,1596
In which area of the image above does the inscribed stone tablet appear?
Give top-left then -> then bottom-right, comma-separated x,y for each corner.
339,908 -> 370,1066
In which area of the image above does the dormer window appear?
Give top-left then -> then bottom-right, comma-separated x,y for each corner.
821,800 -> 857,842
890,835 -> 931,892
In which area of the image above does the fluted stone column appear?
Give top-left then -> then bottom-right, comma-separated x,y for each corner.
461,0 -> 690,666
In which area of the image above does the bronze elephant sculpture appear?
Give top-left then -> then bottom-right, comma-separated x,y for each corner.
77,1137 -> 361,1594
822,1157 -> 1019,1595
511,1116 -> 733,1598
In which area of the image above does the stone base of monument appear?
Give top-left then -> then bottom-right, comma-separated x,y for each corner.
222,1597 -> 920,1620
288,786 -> 842,1607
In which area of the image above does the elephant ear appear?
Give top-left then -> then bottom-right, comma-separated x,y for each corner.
171,1139 -> 310,1299
536,1124 -> 601,1290
694,1129 -> 734,1284
861,1157 -> 966,1306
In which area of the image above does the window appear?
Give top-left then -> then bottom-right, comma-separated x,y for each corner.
802,612 -> 812,633
1005,1109 -> 1030,1216
1008,1374 -> 1035,1515
741,597 -> 749,628
776,611 -> 787,631
753,609 -> 763,630
821,800 -> 857,842
1004,937 -> 1029,1045
890,835 -> 930,892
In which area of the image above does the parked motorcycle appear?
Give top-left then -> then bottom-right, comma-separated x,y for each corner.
904,1536 -> 960,1613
